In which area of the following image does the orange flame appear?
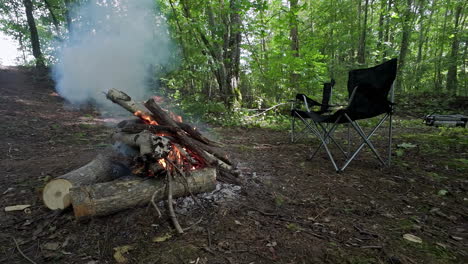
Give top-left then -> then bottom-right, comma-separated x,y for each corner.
134,111 -> 158,125
158,159 -> 167,169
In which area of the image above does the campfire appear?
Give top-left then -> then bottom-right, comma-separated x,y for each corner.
42,89 -> 239,233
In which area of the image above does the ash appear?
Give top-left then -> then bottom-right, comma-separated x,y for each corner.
175,182 -> 241,214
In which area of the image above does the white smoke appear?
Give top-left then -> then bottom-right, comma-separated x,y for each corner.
53,0 -> 172,110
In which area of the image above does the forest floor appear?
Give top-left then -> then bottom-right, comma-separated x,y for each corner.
0,66 -> 467,264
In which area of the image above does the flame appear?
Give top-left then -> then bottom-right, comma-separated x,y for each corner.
134,111 -> 158,125
158,159 -> 167,169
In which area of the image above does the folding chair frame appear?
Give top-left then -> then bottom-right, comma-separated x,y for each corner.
291,82 -> 395,172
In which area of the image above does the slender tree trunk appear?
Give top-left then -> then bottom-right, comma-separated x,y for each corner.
289,0 -> 300,89
396,0 -> 413,92
377,0 -> 386,57
446,3 -> 463,95
64,0 -> 73,33
383,0 -> 393,60
23,0 -> 45,68
357,0 -> 369,64
226,0 -> 243,108
434,4 -> 450,91
43,0 -> 60,34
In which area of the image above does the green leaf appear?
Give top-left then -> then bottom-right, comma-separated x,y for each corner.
397,143 -> 417,149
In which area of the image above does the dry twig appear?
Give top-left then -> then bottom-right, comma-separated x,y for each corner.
167,170 -> 184,234
12,238 -> 37,264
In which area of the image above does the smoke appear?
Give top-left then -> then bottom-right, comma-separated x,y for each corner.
53,0 -> 172,111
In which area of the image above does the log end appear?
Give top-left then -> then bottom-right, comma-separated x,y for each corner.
42,179 -> 73,210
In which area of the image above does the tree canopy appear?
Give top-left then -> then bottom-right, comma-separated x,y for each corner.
0,0 -> 466,110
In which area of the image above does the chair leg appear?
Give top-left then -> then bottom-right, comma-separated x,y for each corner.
388,113 -> 393,166
290,115 -> 295,143
298,115 -> 341,171
317,122 -> 348,158
340,114 -> 389,171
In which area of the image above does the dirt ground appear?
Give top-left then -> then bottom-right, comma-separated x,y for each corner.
0,67 -> 467,264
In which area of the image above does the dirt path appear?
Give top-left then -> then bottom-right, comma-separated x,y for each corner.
0,67 -> 467,264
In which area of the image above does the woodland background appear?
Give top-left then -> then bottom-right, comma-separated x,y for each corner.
0,0 -> 466,122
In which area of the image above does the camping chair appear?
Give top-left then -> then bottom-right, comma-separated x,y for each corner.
290,79 -> 335,143
291,59 -> 398,172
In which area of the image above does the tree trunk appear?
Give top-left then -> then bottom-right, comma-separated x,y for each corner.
226,0 -> 243,108
289,0 -> 300,89
70,168 -> 217,219
383,0 -> 393,60
446,3 -> 463,95
396,0 -> 413,92
64,0 -> 73,32
357,0 -> 369,64
43,0 -> 60,34
23,0 -> 45,68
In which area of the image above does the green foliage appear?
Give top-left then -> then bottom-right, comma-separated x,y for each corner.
0,0 -> 466,114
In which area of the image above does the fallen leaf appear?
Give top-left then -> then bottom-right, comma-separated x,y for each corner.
113,245 -> 133,263
234,220 -> 242,225
403,234 -> 422,243
266,241 -> 277,247
4,204 -> 31,212
43,242 -> 61,251
438,189 -> 449,196
397,143 -> 417,149
152,233 -> 172,243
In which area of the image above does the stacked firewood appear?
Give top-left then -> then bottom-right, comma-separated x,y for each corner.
43,89 -> 239,232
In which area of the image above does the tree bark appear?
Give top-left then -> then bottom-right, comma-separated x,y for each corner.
357,0 -> 369,64
23,0 -> 45,68
289,0 -> 300,89
446,3 -> 463,94
396,0 -> 413,92
70,168 -> 217,219
43,0 -> 60,34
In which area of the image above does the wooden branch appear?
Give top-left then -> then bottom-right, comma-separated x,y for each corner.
144,98 -> 180,127
42,149 -> 129,210
167,171 -> 183,234
106,89 -> 152,116
70,168 -> 217,219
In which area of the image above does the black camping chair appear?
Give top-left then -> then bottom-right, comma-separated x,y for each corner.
291,59 -> 398,172
290,79 -> 336,142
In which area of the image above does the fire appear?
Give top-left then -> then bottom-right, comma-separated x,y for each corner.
134,111 -> 158,125
158,159 -> 167,169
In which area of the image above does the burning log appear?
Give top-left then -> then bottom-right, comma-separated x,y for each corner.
42,149 -> 129,210
70,168 -> 216,219
106,88 -> 239,182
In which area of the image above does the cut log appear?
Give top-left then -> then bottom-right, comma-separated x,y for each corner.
70,168 -> 217,219
42,150 -> 129,210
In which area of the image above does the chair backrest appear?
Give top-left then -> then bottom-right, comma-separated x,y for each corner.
320,79 -> 335,112
346,59 -> 398,120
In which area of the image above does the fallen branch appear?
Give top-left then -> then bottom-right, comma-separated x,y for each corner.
167,170 -> 183,234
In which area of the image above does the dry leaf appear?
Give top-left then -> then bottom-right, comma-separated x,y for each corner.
403,234 -> 422,243
43,242 -> 60,251
152,233 -> 172,243
113,245 -> 133,263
